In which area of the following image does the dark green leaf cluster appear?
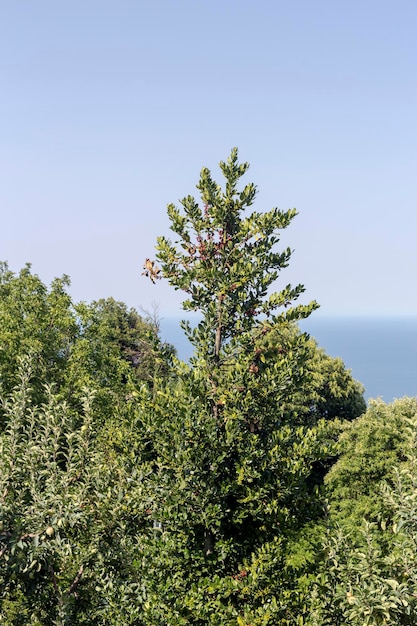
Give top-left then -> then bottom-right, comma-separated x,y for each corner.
134,149 -> 356,623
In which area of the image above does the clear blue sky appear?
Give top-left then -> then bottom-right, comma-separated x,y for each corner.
1,1 -> 416,317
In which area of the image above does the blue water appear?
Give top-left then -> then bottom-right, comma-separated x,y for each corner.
160,316 -> 417,403
300,317 -> 417,402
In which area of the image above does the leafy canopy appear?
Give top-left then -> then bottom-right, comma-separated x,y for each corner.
156,147 -> 318,363
137,148 -> 332,624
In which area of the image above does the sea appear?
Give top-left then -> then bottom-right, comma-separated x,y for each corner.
160,316 -> 417,403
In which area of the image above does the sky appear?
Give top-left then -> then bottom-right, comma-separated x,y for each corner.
1,1 -> 417,319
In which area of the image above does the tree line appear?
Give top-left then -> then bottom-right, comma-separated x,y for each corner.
1,150 -> 416,625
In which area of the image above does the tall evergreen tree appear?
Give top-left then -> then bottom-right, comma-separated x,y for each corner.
139,149 -> 330,624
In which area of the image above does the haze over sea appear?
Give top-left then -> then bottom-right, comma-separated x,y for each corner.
160,316 -> 417,403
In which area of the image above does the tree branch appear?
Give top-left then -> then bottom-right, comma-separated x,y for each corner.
68,564 -> 84,595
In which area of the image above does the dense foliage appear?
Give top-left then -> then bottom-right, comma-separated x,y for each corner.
0,361 -> 143,625
0,262 -> 174,427
1,150 -> 413,625
134,148 -> 359,624
310,398 -> 417,625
